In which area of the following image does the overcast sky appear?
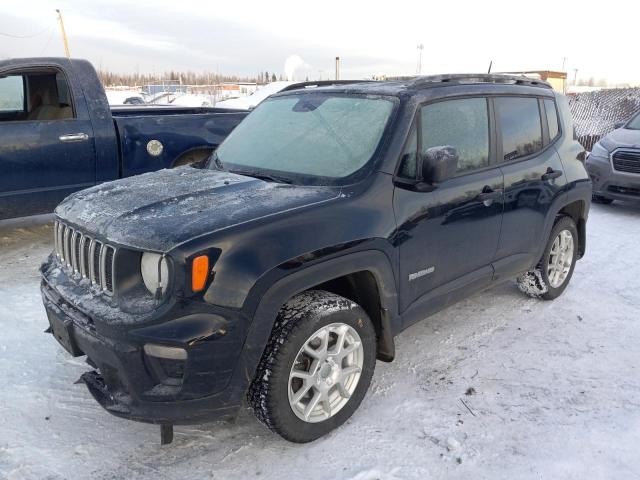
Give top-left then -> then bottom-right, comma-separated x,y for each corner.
1,0 -> 638,84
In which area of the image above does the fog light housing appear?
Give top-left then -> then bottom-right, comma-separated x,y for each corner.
144,344 -> 187,386
143,343 -> 187,360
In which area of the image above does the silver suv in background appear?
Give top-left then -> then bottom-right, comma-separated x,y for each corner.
586,111 -> 640,204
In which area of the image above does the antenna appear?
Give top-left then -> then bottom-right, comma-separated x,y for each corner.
416,44 -> 424,74
487,60 -> 493,74
56,9 -> 70,58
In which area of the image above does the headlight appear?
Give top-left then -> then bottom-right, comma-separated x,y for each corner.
141,252 -> 169,295
589,142 -> 609,159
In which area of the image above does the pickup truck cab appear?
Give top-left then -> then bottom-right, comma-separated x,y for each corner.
41,75 -> 591,443
0,57 -> 248,219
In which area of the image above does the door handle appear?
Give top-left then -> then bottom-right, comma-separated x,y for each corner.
476,186 -> 503,206
59,133 -> 89,143
541,167 -> 563,181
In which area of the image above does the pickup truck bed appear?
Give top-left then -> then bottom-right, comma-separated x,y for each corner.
0,58 -> 248,220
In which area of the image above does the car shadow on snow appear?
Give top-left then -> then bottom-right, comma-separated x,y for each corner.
592,200 -> 640,217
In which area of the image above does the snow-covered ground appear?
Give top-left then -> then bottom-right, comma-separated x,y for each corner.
1,203 -> 640,480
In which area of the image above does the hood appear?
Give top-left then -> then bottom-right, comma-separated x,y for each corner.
55,167 -> 340,252
601,128 -> 640,151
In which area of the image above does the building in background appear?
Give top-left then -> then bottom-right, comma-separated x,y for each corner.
498,70 -> 568,92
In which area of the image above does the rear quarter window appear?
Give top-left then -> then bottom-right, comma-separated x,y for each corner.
544,98 -> 560,140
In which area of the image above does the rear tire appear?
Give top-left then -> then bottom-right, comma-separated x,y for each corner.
247,290 -> 376,443
516,216 -> 579,300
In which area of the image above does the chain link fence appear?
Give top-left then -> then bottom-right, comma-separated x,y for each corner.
568,88 -> 640,151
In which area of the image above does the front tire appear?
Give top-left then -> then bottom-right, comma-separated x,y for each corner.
516,216 -> 579,300
247,290 -> 376,443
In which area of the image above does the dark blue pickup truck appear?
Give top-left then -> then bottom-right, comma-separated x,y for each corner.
0,57 -> 248,219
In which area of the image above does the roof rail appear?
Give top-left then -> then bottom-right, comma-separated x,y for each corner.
404,74 -> 553,89
279,79 -> 376,92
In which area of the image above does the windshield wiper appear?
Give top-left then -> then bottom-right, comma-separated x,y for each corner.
233,170 -> 293,184
210,151 -> 224,170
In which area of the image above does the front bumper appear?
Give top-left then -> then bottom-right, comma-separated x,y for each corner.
41,278 -> 248,425
586,154 -> 640,201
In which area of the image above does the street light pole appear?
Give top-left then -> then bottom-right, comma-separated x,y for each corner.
56,9 -> 71,58
416,44 -> 424,75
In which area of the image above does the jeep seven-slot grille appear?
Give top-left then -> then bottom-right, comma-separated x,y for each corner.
53,221 -> 116,295
612,149 -> 640,174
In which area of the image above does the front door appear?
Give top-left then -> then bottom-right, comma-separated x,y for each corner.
0,68 -> 96,219
393,97 -> 504,322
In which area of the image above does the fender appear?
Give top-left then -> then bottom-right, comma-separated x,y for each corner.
229,249 -> 399,396
532,181 -> 590,265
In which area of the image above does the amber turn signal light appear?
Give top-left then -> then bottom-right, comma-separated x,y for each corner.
191,255 -> 209,292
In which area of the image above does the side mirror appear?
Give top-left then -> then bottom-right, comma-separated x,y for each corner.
420,146 -> 458,184
614,121 -> 626,129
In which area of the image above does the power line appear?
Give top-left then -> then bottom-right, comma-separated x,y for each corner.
0,24 -> 53,39
40,26 -> 56,55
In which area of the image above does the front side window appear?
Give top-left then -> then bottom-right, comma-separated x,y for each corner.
213,93 -> 396,183
398,126 -> 418,178
420,98 -> 490,174
496,97 -> 543,162
0,75 -> 25,112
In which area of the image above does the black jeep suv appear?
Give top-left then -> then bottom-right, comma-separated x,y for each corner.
41,75 -> 591,443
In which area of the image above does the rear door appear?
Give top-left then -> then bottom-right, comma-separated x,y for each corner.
0,68 -> 96,219
393,97 -> 504,321
492,96 -> 567,279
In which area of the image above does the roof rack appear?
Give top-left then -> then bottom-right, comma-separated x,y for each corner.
405,74 -> 552,89
279,80 -> 375,92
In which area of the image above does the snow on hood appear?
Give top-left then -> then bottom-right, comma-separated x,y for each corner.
55,167 -> 339,252
601,128 -> 640,151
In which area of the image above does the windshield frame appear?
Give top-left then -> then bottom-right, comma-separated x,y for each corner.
211,91 -> 400,186
625,111 -> 640,130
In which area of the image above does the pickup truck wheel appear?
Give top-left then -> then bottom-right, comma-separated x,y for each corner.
247,290 -> 376,443
516,216 -> 578,300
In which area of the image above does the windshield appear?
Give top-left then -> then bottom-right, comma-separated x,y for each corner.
626,112 -> 640,130
212,93 -> 395,184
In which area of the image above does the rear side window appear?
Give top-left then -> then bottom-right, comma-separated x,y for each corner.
420,98 -> 489,174
544,98 -> 560,140
495,97 -> 543,162
0,75 -> 25,112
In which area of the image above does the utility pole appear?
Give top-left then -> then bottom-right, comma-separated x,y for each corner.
335,57 -> 340,80
56,9 -> 70,58
416,44 -> 424,75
